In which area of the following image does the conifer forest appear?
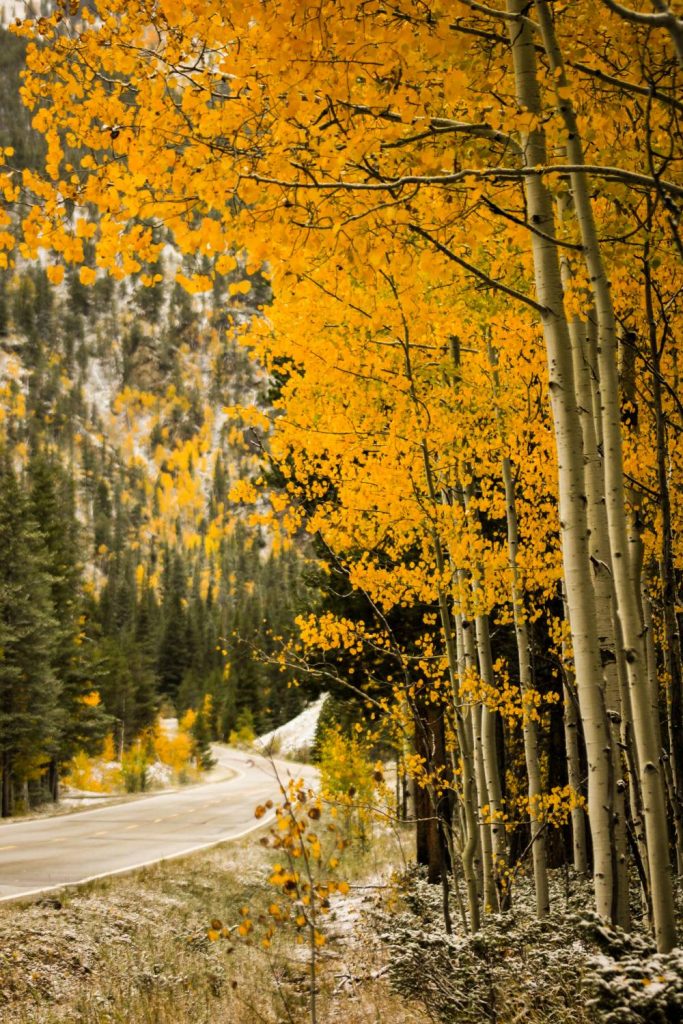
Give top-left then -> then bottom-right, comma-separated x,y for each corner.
1,2 -> 683,1022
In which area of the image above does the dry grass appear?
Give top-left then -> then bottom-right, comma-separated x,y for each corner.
0,822 -> 424,1024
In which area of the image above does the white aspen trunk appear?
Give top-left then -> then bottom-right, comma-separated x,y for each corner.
506,0 -> 616,922
556,207 -> 630,928
460,485 -> 511,906
500,455 -> 550,915
643,252 -> 683,874
615,603 -> 654,912
472,702 -> 497,910
456,609 -> 498,913
562,665 -> 589,874
420,443 -> 480,931
431,580 -> 480,933
621,489 -> 655,893
535,0 -> 676,951
487,343 -> 549,915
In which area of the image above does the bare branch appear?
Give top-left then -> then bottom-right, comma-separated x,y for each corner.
407,223 -> 549,316
600,0 -> 683,67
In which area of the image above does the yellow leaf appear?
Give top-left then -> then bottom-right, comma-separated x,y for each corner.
46,264 -> 64,284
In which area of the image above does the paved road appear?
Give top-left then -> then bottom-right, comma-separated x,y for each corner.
0,747 -> 315,902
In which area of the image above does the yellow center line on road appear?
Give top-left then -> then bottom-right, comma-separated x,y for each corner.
0,844 -> 16,851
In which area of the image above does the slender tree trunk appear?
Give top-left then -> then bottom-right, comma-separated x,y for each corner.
555,204 -> 629,928
500,454 -> 550,915
413,707 -> 443,884
459,484 -> 511,908
488,342 -> 550,915
48,756 -> 59,804
617,330 -> 657,892
562,663 -> 589,874
471,702 -> 496,908
535,0 -> 676,949
420,441 -> 480,930
614,606 -> 653,903
506,0 -> 616,924
456,599 -> 498,914
644,251 -> 683,872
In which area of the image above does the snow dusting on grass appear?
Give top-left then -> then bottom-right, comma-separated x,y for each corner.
255,693 -> 327,759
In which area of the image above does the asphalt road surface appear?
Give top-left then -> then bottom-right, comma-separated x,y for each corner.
0,747 -> 315,902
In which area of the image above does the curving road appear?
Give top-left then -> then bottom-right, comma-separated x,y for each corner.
0,747 -> 315,903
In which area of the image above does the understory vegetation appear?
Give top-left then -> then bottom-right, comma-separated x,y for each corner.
2,826 -> 682,1024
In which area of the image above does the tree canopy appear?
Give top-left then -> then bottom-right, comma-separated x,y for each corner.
2,0 -> 683,953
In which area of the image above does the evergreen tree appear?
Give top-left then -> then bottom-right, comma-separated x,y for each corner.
96,635 -> 158,754
28,450 -> 110,798
191,701 -> 216,770
0,454 -> 59,816
157,549 -> 191,697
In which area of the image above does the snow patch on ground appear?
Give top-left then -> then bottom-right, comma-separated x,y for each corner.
85,356 -> 117,419
255,693 -> 327,758
146,762 -> 174,788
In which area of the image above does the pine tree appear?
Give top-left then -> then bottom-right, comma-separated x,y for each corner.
0,454 -> 59,816
157,549 -> 191,697
191,701 -> 216,770
28,450 -> 110,799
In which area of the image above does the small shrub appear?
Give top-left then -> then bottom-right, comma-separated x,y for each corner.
229,708 -> 256,748
318,725 -> 385,845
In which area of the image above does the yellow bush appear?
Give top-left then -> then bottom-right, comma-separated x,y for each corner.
318,726 -> 385,844
64,749 -> 123,793
229,708 -> 255,747
153,725 -> 194,773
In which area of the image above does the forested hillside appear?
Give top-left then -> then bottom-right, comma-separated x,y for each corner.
0,19 -> 314,816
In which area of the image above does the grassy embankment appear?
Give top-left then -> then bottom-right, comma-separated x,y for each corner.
0,819 -> 420,1024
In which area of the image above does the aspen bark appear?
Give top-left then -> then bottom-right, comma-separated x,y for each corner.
468,595 -> 510,908
535,0 -> 676,950
562,667 -> 589,874
644,249 -> 683,871
506,0 -> 616,922
488,343 -> 549,915
616,331 -> 654,890
459,485 -> 510,906
420,442 -> 480,931
472,702 -> 497,910
456,609 -> 498,913
500,455 -> 550,916
555,206 -> 629,928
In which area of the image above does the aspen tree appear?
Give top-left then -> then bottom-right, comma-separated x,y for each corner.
555,198 -> 629,928
460,484 -> 510,908
535,0 -> 676,950
643,232 -> 683,871
489,343 -> 549,917
505,0 -> 617,924
456,600 -> 498,914
560,633 -> 589,875
11,0 -> 683,949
